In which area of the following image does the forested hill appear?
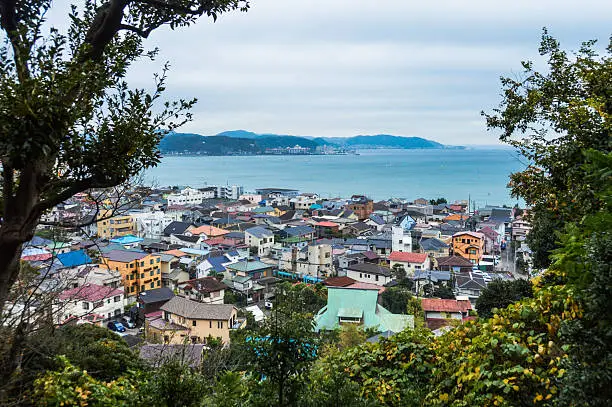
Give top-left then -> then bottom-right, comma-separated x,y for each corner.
158,130 -> 455,155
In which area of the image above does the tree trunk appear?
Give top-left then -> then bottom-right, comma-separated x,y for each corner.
0,234 -> 22,312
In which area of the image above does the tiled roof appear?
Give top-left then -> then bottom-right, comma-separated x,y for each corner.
138,287 -> 175,304
444,214 -> 468,222
316,221 -> 339,228
163,221 -> 192,236
190,225 -> 230,237
421,298 -> 472,313
161,296 -> 235,320
388,251 -> 428,263
478,226 -> 499,239
180,277 -> 228,293
436,255 -> 474,267
452,231 -> 485,240
347,262 -> 392,277
420,238 -> 449,251
59,283 -> 123,302
245,226 -> 274,238
162,249 -> 187,257
103,250 -> 148,263
323,276 -> 357,287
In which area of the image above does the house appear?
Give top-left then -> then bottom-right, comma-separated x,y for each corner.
344,263 -> 392,286
419,238 -> 450,258
177,277 -> 228,304
57,249 -> 93,268
109,234 -> 144,249
314,286 -> 413,333
292,243 -> 333,279
345,195 -> 374,220
395,214 -> 416,231
97,212 -> 135,239
323,276 -> 357,287
226,260 -> 274,280
451,231 -> 485,264
278,225 -> 316,248
435,255 -> 474,273
412,270 -> 452,296
56,283 -> 125,325
190,225 -> 230,239
168,234 -> 207,249
164,268 -> 190,290
101,250 -> 162,296
478,226 -> 500,254
137,287 -> 176,317
391,225 -> 413,252
421,298 -> 472,330
147,296 -> 244,345
511,218 -> 531,241
245,226 -> 275,256
163,221 -> 194,237
388,252 -> 430,275
454,273 -> 487,303
315,221 -> 341,238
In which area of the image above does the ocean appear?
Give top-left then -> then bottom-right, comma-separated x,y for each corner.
144,148 -> 525,206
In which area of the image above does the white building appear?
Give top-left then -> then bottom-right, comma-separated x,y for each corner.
392,225 -> 413,252
344,263 -> 392,286
56,283 -> 125,324
216,185 -> 244,200
245,226 -> 275,257
131,210 -> 175,239
296,243 -> 333,278
290,194 -> 319,210
167,187 -> 213,207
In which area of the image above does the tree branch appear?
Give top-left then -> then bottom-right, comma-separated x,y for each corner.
132,0 -> 215,15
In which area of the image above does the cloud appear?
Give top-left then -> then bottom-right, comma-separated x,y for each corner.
50,0 -> 612,144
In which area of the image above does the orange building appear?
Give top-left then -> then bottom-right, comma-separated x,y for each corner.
451,231 -> 485,264
101,250 -> 162,296
346,195 -> 374,221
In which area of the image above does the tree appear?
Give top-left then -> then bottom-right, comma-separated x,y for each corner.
380,287 -> 412,314
432,286 -> 455,299
475,279 -> 533,319
338,324 -> 367,350
242,282 -> 319,406
428,198 -> 447,205
0,0 -> 249,313
483,29 -> 611,269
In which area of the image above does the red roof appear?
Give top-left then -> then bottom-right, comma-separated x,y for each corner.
21,253 -> 52,262
323,276 -> 356,287
478,226 -> 499,239
316,221 -> 339,228
388,251 -> 428,263
204,237 -> 236,246
421,298 -> 472,313
59,283 -> 123,302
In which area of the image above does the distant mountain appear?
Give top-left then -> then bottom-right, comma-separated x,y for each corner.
158,131 -> 459,155
323,134 -> 445,149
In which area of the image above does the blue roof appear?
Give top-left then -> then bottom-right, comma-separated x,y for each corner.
57,250 -> 93,268
26,236 -> 53,247
207,256 -> 230,273
246,226 -> 274,239
110,234 -> 144,245
310,203 -> 323,210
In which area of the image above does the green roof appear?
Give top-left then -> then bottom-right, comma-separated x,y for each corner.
338,308 -> 363,319
314,287 -> 413,333
227,260 -> 273,273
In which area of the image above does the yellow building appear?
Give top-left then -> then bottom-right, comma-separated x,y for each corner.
100,250 -> 162,296
97,211 -> 135,239
147,296 -> 244,345
451,231 -> 485,264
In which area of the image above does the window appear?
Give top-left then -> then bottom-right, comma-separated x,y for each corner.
150,259 -> 154,265
114,296 -> 121,302
398,240 -> 402,244
375,275 -> 379,281
209,321 -> 212,328
140,285 -> 145,292
157,258 -> 160,263
192,320 -> 197,327
131,286 -> 135,292
150,270 -> 154,276
157,280 -> 161,286
82,302 -> 89,310
150,282 -> 155,289
140,261 -> 144,267
217,321 -> 223,329
141,273 -> 144,279
130,263 -> 134,268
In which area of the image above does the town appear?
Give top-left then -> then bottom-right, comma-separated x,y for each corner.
14,183 -> 532,355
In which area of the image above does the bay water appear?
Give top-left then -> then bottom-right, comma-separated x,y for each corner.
144,148 -> 525,206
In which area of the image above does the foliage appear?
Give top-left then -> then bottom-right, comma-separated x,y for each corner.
475,279 -> 533,319
140,360 -> 210,407
224,290 -> 238,304
426,284 -> 578,406
33,356 -> 139,406
380,286 -> 412,314
484,29 -> 611,269
241,282 -> 319,406
429,198 -> 447,205
310,328 -> 435,406
338,324 -> 367,349
432,286 -> 455,299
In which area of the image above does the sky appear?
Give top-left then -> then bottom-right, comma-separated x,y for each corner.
64,1 -> 612,144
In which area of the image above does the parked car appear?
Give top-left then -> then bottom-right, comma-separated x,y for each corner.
107,321 -> 126,333
120,316 -> 136,329
264,300 -> 273,310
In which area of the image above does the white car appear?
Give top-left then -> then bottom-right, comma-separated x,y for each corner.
264,301 -> 273,310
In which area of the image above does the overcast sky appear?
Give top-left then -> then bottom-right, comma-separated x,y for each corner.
70,1 -> 612,144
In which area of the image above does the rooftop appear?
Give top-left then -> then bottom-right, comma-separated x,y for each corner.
388,251 -> 428,263
161,296 -> 235,320
59,283 -> 123,302
103,249 -> 148,263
